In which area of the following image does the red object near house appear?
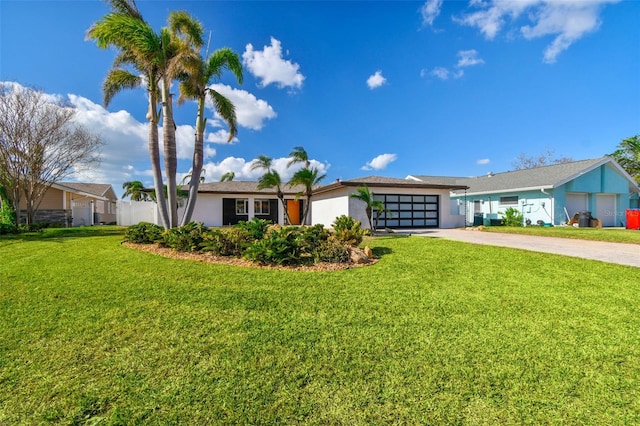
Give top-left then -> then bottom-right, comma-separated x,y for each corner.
626,209 -> 640,230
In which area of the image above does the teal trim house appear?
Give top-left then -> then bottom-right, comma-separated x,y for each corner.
408,157 -> 640,227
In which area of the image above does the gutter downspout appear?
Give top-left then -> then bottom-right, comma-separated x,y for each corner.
541,188 -> 553,224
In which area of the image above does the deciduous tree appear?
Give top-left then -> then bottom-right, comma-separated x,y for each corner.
0,84 -> 102,225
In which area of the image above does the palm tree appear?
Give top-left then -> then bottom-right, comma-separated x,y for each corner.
122,180 -> 150,201
88,1 -> 202,229
87,0 -> 170,228
349,184 -> 389,231
251,155 -> 291,224
609,135 -> 640,184
173,21 -> 243,226
289,167 -> 326,225
220,171 -> 235,182
287,146 -> 310,169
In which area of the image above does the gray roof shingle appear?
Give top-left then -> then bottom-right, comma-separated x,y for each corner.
411,158 -> 628,195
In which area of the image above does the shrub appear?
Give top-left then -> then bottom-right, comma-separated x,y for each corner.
332,215 -> 364,246
161,222 -> 209,252
234,217 -> 271,240
200,227 -> 253,257
18,222 -> 48,233
244,226 -> 309,266
0,222 -> 17,235
315,236 -> 350,263
500,207 -> 524,227
124,222 -> 163,244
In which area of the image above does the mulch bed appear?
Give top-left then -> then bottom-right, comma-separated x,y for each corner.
123,242 -> 377,271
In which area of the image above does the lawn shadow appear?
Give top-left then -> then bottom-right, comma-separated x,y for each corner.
0,226 -> 126,243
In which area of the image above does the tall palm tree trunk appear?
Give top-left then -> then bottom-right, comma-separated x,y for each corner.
148,96 -> 170,229
161,78 -> 178,228
180,96 -> 205,226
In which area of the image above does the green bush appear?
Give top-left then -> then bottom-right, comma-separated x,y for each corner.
200,227 -> 253,257
124,222 -> 164,244
234,217 -> 271,240
0,222 -> 17,235
244,226 -> 309,266
161,222 -> 209,252
315,236 -> 350,263
500,207 -> 524,227
18,222 -> 48,233
332,215 -> 364,246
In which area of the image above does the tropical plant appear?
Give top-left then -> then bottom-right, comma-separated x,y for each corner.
251,155 -> 292,224
289,166 -> 326,225
88,0 -> 202,229
287,146 -> 310,169
500,207 -> 524,227
175,26 -> 243,225
161,221 -> 209,252
332,215 -> 364,246
122,180 -> 150,201
609,135 -> 640,184
124,222 -> 164,244
349,184 -> 390,231
219,171 -> 234,182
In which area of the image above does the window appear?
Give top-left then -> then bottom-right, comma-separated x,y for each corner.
236,199 -> 248,215
254,199 -> 270,215
500,196 -> 518,206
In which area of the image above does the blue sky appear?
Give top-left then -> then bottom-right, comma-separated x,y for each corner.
1,0 -> 639,196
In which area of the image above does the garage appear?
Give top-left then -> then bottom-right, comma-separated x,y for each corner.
596,194 -> 617,227
373,194 -> 439,228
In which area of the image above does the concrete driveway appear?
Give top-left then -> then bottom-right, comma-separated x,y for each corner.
399,228 -> 640,268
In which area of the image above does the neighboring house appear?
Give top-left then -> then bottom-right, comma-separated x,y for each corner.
19,182 -> 118,226
176,181 -> 309,227
408,157 -> 640,227
311,176 -> 469,229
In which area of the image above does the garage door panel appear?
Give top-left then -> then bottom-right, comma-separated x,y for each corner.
375,193 -> 440,228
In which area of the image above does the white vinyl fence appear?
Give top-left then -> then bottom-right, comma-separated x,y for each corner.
116,200 -> 158,226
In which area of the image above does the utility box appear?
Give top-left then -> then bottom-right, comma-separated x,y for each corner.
626,209 -> 640,230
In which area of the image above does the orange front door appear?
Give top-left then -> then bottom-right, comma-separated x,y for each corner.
287,200 -> 301,225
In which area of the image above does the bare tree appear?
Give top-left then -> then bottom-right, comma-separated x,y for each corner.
511,148 -> 573,170
0,84 -> 103,225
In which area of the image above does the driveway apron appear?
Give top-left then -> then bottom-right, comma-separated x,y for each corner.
402,229 -> 640,268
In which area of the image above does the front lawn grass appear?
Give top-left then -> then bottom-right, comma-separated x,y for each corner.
482,225 -> 640,244
1,227 -> 639,424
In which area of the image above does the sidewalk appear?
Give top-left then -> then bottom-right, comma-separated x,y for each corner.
401,228 -> 640,268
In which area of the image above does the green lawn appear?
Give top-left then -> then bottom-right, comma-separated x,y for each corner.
481,225 -> 640,244
1,227 -> 639,424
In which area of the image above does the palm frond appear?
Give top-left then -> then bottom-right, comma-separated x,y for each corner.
168,10 -> 204,49
206,89 -> 238,141
207,48 -> 244,85
103,68 -> 141,106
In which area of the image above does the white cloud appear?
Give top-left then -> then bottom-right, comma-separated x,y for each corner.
456,49 -> 485,67
421,0 -> 443,26
202,156 -> 330,182
366,70 -> 387,89
477,158 -> 491,165
454,0 -> 619,63
207,84 -> 277,131
242,37 -> 305,89
361,153 -> 397,171
430,67 -> 450,80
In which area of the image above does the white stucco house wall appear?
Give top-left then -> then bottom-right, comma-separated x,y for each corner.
312,176 -> 469,230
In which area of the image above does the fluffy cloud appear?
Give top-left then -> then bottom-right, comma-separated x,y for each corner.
454,0 -> 619,63
421,0 -> 443,26
456,49 -> 485,67
243,37 -> 305,89
207,84 -> 277,131
366,70 -> 387,89
202,156 -> 330,183
476,158 -> 491,165
361,153 -> 397,171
